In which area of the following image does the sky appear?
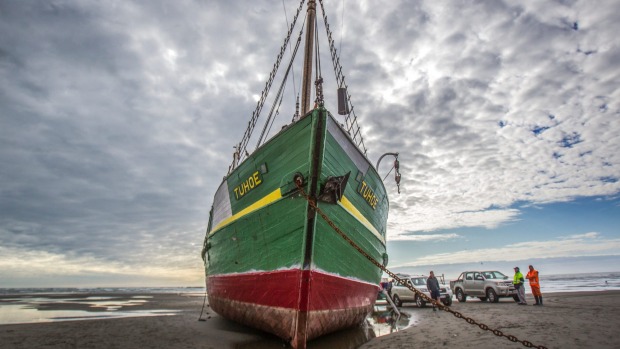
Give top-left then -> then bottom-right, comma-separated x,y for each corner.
1,0 -> 619,287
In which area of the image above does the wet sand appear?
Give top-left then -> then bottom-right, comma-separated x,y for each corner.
1,291 -> 619,348
360,290 -> 620,349
0,293 -> 372,349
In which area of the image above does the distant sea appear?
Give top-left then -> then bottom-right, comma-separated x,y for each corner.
2,272 -> 620,295
540,271 -> 620,293
0,286 -> 206,295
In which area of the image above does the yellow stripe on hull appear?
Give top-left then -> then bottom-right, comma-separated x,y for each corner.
210,188 -> 383,245
210,188 -> 283,235
338,195 -> 385,244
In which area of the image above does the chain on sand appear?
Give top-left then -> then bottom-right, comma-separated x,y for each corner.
295,182 -> 548,349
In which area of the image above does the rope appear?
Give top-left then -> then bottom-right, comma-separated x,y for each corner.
382,166 -> 394,182
197,287 -> 208,321
317,0 -> 367,155
232,0 -> 307,173
294,181 -> 548,349
282,0 -> 298,100
256,25 -> 305,148
261,84 -> 285,146
339,0 -> 345,55
313,14 -> 325,108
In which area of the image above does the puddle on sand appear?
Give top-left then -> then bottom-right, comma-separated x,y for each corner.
0,295 -> 177,325
368,303 -> 417,337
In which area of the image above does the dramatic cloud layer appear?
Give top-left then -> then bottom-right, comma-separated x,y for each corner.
361,1 -> 620,239
1,0 -> 618,286
394,232 -> 620,267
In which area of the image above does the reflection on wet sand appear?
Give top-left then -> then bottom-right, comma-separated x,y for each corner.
229,300 -> 416,349
370,306 -> 412,337
0,293 -> 418,349
0,295 -> 178,325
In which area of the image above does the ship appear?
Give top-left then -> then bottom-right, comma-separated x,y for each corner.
201,1 -> 400,348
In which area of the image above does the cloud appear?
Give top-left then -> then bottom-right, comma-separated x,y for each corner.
0,0 -> 619,286
562,232 -> 600,239
394,232 -> 620,267
361,0 -> 620,236
390,232 -> 461,242
0,244 -> 204,287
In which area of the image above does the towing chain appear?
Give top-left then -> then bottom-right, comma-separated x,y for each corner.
295,181 -> 547,349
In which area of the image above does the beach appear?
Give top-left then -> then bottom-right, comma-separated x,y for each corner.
360,290 -> 620,349
1,291 -> 619,349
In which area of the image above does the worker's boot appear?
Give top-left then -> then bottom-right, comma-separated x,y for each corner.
539,296 -> 543,306
533,296 -> 540,305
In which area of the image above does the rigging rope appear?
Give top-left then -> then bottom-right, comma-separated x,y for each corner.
264,90 -> 285,142
282,0 -> 299,102
232,0 -> 369,171
230,0 -> 306,173
313,14 -> 324,107
317,0 -> 367,155
382,166 -> 394,182
339,0 -> 345,55
256,25 -> 305,148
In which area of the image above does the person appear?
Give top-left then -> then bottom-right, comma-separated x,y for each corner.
513,266 -> 527,305
380,279 -> 388,291
387,279 -> 393,298
526,265 -> 543,306
427,271 -> 441,311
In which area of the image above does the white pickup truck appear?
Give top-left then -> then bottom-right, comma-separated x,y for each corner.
449,271 -> 519,303
391,273 -> 453,307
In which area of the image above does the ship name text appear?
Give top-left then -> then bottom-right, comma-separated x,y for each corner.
358,181 -> 378,209
234,171 -> 263,200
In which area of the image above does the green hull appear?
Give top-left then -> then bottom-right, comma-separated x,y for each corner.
202,108 -> 388,347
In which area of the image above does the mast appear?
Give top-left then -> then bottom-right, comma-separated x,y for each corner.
300,0 -> 316,115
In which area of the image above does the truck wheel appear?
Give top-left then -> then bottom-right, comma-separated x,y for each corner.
456,289 -> 466,302
415,295 -> 426,308
487,288 -> 499,303
392,294 -> 402,307
443,296 -> 452,306
478,297 -> 488,302
513,295 -> 520,302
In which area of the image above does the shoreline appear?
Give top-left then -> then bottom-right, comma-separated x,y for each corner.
1,290 -> 619,348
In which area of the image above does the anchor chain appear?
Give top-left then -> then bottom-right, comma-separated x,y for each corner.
294,181 -> 547,349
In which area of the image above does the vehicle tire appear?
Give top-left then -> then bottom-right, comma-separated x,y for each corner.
415,295 -> 426,308
456,288 -> 467,302
443,296 -> 452,306
478,297 -> 488,302
487,288 -> 499,303
392,294 -> 402,307
513,295 -> 520,302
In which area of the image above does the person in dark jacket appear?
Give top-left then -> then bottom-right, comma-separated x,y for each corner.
427,271 -> 441,311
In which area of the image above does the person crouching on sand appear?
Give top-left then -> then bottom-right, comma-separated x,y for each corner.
513,267 -> 527,305
526,265 -> 543,306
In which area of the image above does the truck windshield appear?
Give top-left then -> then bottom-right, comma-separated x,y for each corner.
411,277 -> 427,286
483,271 -> 507,279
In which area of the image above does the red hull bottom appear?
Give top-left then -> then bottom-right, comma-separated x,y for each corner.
207,269 -> 379,348
209,296 -> 372,345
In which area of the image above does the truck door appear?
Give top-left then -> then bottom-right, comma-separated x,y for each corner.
472,272 -> 484,296
400,279 -> 416,301
463,272 -> 475,295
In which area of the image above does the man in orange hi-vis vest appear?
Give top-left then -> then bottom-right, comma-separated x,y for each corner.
526,265 -> 543,306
